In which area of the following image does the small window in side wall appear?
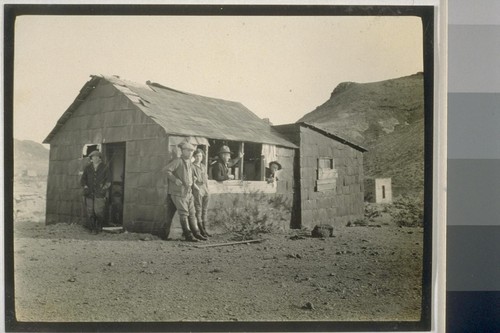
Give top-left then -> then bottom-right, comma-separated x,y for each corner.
82,144 -> 102,158
316,157 -> 337,192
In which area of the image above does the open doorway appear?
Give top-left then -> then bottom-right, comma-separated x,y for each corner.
104,142 -> 126,226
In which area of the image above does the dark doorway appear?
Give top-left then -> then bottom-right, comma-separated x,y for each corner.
104,142 -> 126,226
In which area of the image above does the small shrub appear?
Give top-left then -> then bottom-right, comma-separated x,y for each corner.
388,196 -> 424,227
211,191 -> 291,241
364,203 -> 381,222
352,218 -> 368,227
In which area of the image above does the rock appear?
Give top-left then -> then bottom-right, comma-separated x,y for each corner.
311,224 -> 333,238
68,277 -> 76,282
289,235 -> 305,240
302,302 -> 314,310
107,262 -> 114,266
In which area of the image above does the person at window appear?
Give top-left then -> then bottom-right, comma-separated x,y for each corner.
265,161 -> 282,184
211,145 -> 244,181
192,149 -> 210,237
163,142 -> 207,242
81,150 -> 111,234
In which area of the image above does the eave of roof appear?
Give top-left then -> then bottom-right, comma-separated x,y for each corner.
43,75 -> 297,149
43,76 -> 101,144
279,122 -> 368,152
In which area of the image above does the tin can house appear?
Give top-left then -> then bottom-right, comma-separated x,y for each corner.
43,75 -> 365,233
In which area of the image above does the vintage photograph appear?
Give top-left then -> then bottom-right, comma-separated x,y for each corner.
7,5 -> 432,331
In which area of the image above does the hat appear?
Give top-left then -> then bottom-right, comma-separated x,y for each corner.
269,161 -> 282,170
218,145 -> 232,155
193,148 -> 205,156
178,142 -> 196,151
89,150 -> 102,158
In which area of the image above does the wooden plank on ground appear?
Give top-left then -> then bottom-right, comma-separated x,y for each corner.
194,239 -> 264,248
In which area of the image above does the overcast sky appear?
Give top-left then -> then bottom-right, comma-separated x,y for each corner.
13,15 -> 422,144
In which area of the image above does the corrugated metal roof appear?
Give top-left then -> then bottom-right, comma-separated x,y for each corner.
44,75 -> 297,148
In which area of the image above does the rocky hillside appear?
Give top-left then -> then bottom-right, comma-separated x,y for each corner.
298,73 -> 424,197
14,139 -> 49,222
14,139 -> 49,177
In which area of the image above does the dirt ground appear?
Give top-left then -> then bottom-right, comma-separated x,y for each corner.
13,219 -> 423,323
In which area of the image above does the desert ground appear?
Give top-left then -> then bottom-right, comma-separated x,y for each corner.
13,211 -> 423,323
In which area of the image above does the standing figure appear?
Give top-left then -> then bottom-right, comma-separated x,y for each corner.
163,142 -> 207,242
81,150 -> 111,234
192,149 -> 211,237
211,145 -> 244,181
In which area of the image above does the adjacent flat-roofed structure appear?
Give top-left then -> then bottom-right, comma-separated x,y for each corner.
273,122 -> 367,228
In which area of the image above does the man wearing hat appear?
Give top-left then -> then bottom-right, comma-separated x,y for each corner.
163,142 -> 207,242
212,145 -> 244,181
265,161 -> 282,184
80,150 -> 111,234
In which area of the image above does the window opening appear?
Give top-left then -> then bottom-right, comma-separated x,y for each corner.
207,139 -> 263,181
82,144 -> 102,158
316,157 -> 337,192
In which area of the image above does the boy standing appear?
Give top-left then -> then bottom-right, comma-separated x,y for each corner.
192,149 -> 210,237
163,142 -> 207,242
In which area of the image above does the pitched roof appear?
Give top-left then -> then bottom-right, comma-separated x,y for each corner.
274,122 -> 367,152
44,75 -> 297,148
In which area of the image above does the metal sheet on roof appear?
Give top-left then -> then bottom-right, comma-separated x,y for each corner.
102,75 -> 296,148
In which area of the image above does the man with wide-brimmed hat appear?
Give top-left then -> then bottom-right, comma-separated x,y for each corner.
163,142 -> 207,242
211,145 -> 244,182
80,150 -> 111,234
265,161 -> 282,184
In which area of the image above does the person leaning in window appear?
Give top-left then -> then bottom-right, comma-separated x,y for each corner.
265,161 -> 282,184
81,150 -> 111,235
192,149 -> 210,237
163,142 -> 207,242
211,145 -> 244,181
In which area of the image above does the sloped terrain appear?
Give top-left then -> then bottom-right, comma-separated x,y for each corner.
14,139 -> 49,177
13,139 -> 49,222
299,73 -> 425,197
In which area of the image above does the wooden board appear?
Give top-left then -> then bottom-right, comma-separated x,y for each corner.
316,178 -> 336,185
317,168 -> 338,180
316,182 -> 336,191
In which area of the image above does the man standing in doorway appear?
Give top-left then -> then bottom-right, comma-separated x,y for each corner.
81,150 -> 111,234
163,142 -> 207,242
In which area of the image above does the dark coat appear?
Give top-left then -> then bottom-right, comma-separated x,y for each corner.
80,162 -> 110,198
211,160 -> 230,182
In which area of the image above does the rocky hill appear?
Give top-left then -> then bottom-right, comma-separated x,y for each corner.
14,139 -> 49,177
298,73 -> 424,197
13,139 -> 49,222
